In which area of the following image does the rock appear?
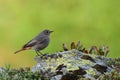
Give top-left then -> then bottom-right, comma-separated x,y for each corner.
32,49 -> 113,80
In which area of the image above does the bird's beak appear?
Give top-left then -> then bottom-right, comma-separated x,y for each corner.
50,31 -> 54,33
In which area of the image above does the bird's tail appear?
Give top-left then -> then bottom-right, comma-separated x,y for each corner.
14,47 -> 32,54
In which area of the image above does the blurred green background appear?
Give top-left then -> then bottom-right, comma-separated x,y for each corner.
0,0 -> 120,68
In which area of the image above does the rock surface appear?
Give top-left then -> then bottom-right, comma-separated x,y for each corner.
32,49 -> 113,80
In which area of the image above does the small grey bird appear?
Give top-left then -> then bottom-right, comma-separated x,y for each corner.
14,29 -> 53,55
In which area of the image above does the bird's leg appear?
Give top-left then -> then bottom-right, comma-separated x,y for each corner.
38,51 -> 43,55
35,50 -> 40,56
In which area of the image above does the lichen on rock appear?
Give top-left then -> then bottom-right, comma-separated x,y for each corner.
32,49 -> 114,80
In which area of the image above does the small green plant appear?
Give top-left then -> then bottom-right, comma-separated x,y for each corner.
0,66 -> 42,80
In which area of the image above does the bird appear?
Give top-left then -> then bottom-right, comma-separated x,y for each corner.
14,29 -> 53,55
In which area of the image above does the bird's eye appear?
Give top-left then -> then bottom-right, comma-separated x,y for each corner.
46,31 -> 49,34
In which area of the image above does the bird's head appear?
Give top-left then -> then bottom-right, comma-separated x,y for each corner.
42,29 -> 53,36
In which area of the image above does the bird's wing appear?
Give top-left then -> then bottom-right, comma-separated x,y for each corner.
23,36 -> 48,48
22,39 -> 37,48
38,38 -> 48,44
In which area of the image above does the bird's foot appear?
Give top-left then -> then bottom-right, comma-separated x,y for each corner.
35,51 -> 43,56
35,51 -> 40,56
